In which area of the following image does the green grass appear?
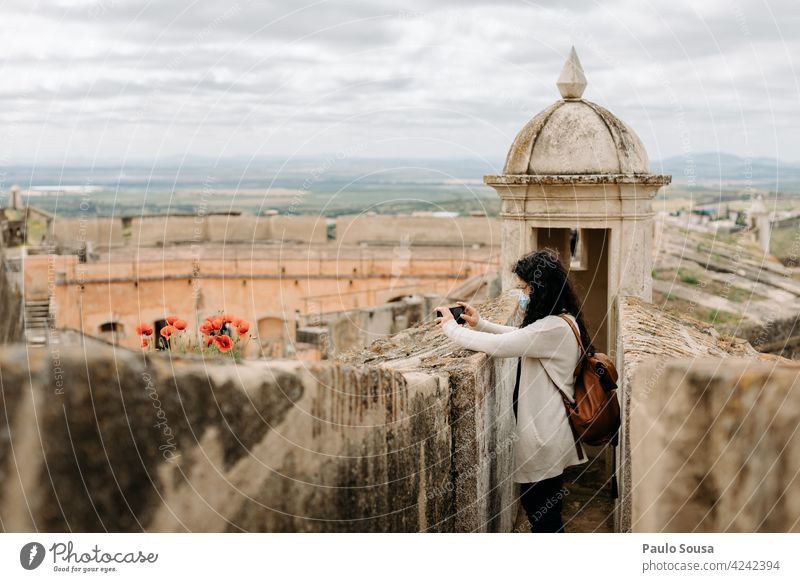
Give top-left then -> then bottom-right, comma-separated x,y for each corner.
653,266 -> 768,303
678,268 -> 701,285
706,308 -> 740,324
652,290 -> 742,328
770,223 -> 800,266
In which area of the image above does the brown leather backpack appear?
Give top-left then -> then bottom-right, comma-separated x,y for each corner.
550,314 -> 621,462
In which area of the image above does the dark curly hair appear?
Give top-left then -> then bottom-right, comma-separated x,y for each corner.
512,248 -> 595,358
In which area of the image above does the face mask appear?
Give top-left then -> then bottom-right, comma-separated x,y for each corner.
517,289 -> 530,310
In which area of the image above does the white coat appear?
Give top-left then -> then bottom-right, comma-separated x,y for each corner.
441,312 -> 588,483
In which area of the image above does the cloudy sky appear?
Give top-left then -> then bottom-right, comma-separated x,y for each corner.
1,0 -> 798,166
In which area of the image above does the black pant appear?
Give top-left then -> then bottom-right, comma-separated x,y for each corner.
519,473 -> 567,533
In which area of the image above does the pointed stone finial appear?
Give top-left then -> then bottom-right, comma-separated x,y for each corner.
557,46 -> 587,99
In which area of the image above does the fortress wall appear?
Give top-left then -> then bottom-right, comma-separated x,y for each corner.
46,214 -> 514,248
50,217 -> 102,245
253,217 -> 273,241
0,291 -> 521,532
0,345 -> 454,532
42,266 -> 474,351
22,255 -> 53,300
268,215 -> 327,244
446,349 -> 517,532
22,255 -> 78,301
129,216 -> 205,246
631,358 -> 800,532
95,217 -> 125,245
335,215 -> 501,247
336,289 -> 522,532
142,214 -> 327,244
0,256 -> 24,344
46,214 -> 504,249
616,295 -> 768,532
206,214 -> 261,243
325,298 -> 425,355
43,250 -> 493,281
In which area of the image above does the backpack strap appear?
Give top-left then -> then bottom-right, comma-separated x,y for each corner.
557,313 -> 585,378
540,313 -> 586,461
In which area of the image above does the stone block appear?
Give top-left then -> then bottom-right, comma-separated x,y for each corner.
632,358 -> 800,532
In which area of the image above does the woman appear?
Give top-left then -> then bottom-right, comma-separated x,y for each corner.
435,249 -> 594,533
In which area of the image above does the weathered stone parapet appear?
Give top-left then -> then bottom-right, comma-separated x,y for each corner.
484,174 -> 672,186
0,345 -> 453,532
0,254 -> 24,344
631,358 -> 800,532
0,290 -> 520,532
339,289 -> 521,532
616,295 -> 771,532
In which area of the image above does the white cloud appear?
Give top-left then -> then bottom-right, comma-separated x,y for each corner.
0,0 -> 798,163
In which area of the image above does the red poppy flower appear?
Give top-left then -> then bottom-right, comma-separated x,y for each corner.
205,335 -> 215,346
222,314 -> 236,323
166,315 -> 179,325
136,323 -> 154,336
211,317 -> 223,330
199,322 -> 213,335
141,338 -> 149,348
174,319 -> 188,331
160,325 -> 176,338
237,321 -> 250,335
214,335 -> 233,352
231,317 -> 242,327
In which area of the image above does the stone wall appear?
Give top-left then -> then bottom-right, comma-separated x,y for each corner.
742,315 -> 800,360
320,296 -> 425,356
0,255 -> 24,343
0,291 -> 520,532
50,214 -> 327,248
335,215 -> 501,247
269,215 -> 327,244
304,289 -> 500,359
51,214 -> 501,249
631,358 -> 800,532
11,277 -> 791,533
616,296 -> 768,532
24,245 -> 494,351
337,290 -> 520,532
50,217 -> 124,247
0,346 -> 452,532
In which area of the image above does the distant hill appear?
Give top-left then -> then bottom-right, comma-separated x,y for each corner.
653,153 -> 800,192
2,154 -> 798,217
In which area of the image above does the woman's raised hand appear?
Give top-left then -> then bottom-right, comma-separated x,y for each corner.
456,302 -> 480,327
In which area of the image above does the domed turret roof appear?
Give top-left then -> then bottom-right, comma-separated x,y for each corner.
503,47 -> 651,176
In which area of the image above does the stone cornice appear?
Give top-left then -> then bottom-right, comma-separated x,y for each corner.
498,212 -> 655,221
484,173 -> 672,186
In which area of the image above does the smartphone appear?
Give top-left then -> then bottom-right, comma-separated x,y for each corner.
437,305 -> 466,325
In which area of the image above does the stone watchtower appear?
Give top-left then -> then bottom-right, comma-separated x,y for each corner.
748,194 -> 770,254
484,48 -> 671,354
9,185 -> 23,209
